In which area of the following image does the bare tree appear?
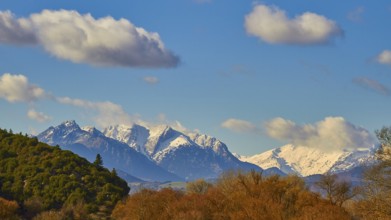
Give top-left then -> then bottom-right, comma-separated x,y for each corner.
352,126 -> 391,219
186,179 -> 212,195
316,173 -> 357,207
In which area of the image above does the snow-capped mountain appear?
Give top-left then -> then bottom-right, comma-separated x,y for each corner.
103,124 -> 262,180
236,144 -> 376,177
102,124 -> 150,156
37,121 -> 182,182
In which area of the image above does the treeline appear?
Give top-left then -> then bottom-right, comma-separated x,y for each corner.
0,128 -> 130,219
112,172 -> 351,220
111,168 -> 390,220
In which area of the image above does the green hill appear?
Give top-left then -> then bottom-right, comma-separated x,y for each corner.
0,128 -> 130,219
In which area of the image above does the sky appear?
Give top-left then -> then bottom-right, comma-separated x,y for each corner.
0,0 -> 390,155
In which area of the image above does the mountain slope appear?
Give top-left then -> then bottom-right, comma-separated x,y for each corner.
237,144 -> 376,177
37,121 -> 182,182
0,128 -> 129,218
103,124 -> 262,180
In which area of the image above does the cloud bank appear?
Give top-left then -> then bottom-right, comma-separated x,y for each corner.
0,11 -> 36,44
265,117 -> 375,151
1,73 -> 190,130
27,109 -> 52,123
0,73 -> 134,126
0,73 -> 47,102
376,50 -> 391,65
221,118 -> 257,133
353,77 -> 390,96
0,10 -> 179,68
244,4 -> 343,45
56,97 -> 135,128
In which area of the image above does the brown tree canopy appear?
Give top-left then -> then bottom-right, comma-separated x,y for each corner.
112,171 -> 351,220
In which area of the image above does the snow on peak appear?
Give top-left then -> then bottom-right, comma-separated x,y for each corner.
149,124 -> 172,137
81,126 -> 94,132
58,120 -> 81,134
238,144 -> 375,177
145,125 -> 191,156
188,133 -> 230,156
189,133 -> 215,147
103,124 -> 150,156
81,126 -> 104,137
62,120 -> 78,128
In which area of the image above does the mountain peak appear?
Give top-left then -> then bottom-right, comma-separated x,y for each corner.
81,126 -> 103,136
150,124 -> 172,135
60,120 -> 80,129
238,144 -> 376,177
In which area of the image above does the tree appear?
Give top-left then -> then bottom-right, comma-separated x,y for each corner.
93,154 -> 103,167
352,126 -> 391,219
0,197 -> 19,219
316,173 -> 357,207
186,179 -> 212,195
24,197 -> 44,219
111,168 -> 118,177
375,126 -> 391,162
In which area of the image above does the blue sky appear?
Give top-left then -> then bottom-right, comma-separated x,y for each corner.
0,0 -> 390,155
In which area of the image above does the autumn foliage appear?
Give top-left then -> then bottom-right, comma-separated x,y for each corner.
0,197 -> 19,219
112,171 -> 351,220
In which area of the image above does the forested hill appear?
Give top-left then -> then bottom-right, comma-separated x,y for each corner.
0,128 -> 130,219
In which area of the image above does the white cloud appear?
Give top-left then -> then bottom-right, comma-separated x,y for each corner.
27,109 -> 52,122
0,73 -> 47,103
221,118 -> 257,133
1,73 -> 191,131
0,10 -> 179,68
0,11 -> 36,44
265,117 -> 375,152
353,77 -> 390,96
143,76 -> 159,84
376,50 -> 391,65
56,97 -> 136,128
244,4 -> 343,45
155,113 -> 190,133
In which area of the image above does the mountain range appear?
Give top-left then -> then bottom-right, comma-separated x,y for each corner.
38,121 -> 261,182
236,144 -> 376,177
37,120 -> 377,182
37,121 -> 181,182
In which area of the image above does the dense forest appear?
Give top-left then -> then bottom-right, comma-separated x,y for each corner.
0,128 -> 129,219
1,127 -> 391,219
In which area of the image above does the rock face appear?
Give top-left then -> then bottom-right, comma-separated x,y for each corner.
236,144 -> 376,177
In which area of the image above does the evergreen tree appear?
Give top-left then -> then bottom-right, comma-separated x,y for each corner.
93,154 -> 103,167
111,168 -> 118,177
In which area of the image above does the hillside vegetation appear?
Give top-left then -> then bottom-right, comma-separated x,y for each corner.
112,171 -> 351,220
0,128 -> 129,219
